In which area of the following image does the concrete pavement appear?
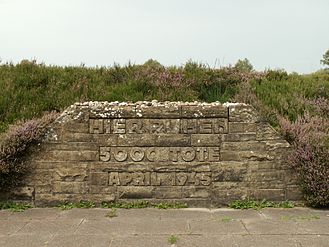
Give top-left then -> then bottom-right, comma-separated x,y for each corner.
0,207 -> 328,247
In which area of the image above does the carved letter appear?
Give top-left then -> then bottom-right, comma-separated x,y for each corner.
132,172 -> 145,186
119,172 -> 132,186
109,172 -> 120,186
113,149 -> 128,162
196,147 -> 208,162
99,146 -> 110,162
151,172 -> 161,185
130,148 -> 145,162
127,120 -> 143,134
176,173 -> 188,186
181,119 -> 197,134
112,119 -> 126,134
89,119 -> 104,134
181,147 -> 196,162
196,173 -> 212,186
169,148 -> 179,162
146,147 -> 156,162
199,119 -> 212,134
209,147 -> 220,161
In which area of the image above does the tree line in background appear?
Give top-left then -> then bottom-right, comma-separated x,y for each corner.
0,50 -> 328,207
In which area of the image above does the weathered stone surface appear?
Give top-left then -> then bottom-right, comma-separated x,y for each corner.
8,101 -> 302,206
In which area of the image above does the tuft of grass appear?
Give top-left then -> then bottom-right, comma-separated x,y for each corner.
221,216 -> 234,222
101,201 -> 150,209
153,202 -> 187,209
0,201 -> 32,212
106,208 -> 118,218
168,235 -> 179,245
58,201 -> 95,210
281,214 -> 320,221
229,199 -> 294,210
101,201 -> 188,209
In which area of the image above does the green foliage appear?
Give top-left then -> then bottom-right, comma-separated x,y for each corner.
221,216 -> 234,222
106,208 -> 118,218
0,201 -> 32,212
281,214 -> 320,221
249,70 -> 329,125
152,202 -> 187,209
229,199 -> 294,210
321,49 -> 329,66
0,60 -> 261,133
234,58 -> 254,72
0,112 -> 59,190
101,201 -> 187,209
280,100 -> 329,207
168,235 -> 179,245
58,201 -> 96,210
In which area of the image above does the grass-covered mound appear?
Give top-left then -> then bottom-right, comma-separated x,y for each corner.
0,59 -> 262,133
0,59 -> 328,207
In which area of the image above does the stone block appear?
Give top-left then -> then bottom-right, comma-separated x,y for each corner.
228,104 -> 260,123
155,134 -> 190,146
117,186 -> 154,199
222,133 -> 257,142
181,104 -> 228,118
256,123 -> 281,140
117,134 -> 156,146
286,186 -> 304,201
153,187 -> 183,199
90,172 -> 109,186
229,122 -> 257,133
191,134 -> 222,147
248,189 -> 285,201
53,182 -> 89,194
182,186 -> 210,198
88,102 -> 136,118
221,141 -> 265,151
220,150 -> 276,161
135,101 -> 180,118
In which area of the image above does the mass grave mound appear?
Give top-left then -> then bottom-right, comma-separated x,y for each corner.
8,101 -> 303,206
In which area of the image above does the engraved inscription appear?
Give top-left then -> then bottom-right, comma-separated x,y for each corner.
90,118 -> 228,134
108,171 -> 212,186
99,147 -> 220,162
180,119 -> 228,134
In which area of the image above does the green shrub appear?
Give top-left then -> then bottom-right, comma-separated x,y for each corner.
280,99 -> 329,207
0,60 -> 260,133
0,112 -> 58,190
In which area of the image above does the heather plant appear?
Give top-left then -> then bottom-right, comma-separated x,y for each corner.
0,59 -> 256,132
0,112 -> 58,190
280,99 -> 329,207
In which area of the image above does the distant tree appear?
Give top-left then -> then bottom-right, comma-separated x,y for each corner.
321,49 -> 329,67
143,59 -> 163,68
234,58 -> 253,72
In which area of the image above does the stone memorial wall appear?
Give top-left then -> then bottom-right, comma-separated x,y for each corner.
10,101 -> 302,206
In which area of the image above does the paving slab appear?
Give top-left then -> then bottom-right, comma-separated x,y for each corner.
8,208 -> 62,220
47,234 -> 113,247
0,219 -> 28,235
1,234 -> 52,247
59,208 -> 110,220
110,235 -> 170,247
0,210 -> 13,220
75,218 -> 135,235
177,235 -> 299,247
17,218 -> 83,235
0,207 -> 327,247
296,235 -> 329,247
210,208 -> 262,220
189,218 -> 248,235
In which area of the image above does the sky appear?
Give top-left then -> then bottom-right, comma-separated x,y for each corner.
0,0 -> 328,73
